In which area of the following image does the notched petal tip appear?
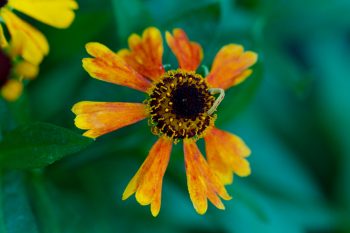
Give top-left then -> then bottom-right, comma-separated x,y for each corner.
144,26 -> 160,36
246,51 -> 258,63
81,58 -> 94,74
122,180 -> 137,201
222,193 -> 232,201
206,44 -> 258,90
71,101 -> 88,114
122,137 -> 172,216
82,42 -> 152,92
121,193 -> 129,201
234,159 -> 251,177
151,206 -> 160,217
71,102 -> 148,139
121,27 -> 164,82
135,192 -> 152,206
85,42 -> 109,57
82,131 -> 98,139
128,33 -> 141,48
195,203 -> 208,215
166,28 -> 203,71
204,127 -> 252,184
184,140 -> 231,215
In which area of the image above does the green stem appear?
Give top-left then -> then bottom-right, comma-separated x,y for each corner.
0,169 -> 7,233
29,170 -> 60,233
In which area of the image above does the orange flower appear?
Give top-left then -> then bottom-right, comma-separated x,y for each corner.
72,27 -> 257,216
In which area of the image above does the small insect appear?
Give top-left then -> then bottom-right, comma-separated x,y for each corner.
208,88 -> 225,115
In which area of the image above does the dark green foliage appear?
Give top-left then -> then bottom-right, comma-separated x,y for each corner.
0,122 -> 92,169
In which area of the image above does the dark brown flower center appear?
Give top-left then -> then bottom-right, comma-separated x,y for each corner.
0,49 -> 12,88
0,0 -> 8,8
171,85 -> 206,118
148,70 -> 215,140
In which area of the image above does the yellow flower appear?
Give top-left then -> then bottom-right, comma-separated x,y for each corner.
0,0 -> 78,65
0,24 -> 38,101
72,27 -> 258,216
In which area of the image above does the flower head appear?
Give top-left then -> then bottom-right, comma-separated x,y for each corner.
0,0 -> 78,64
0,24 -> 38,101
72,27 -> 257,216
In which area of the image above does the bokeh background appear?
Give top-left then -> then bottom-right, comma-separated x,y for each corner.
1,0 -> 350,232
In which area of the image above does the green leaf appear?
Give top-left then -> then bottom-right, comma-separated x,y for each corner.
0,123 -> 93,169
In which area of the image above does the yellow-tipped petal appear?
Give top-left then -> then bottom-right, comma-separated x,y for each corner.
165,28 -> 203,71
150,183 -> 162,217
207,187 -> 225,210
15,61 -> 39,79
185,153 -> 208,215
72,101 -> 148,139
206,44 -> 258,90
183,139 -> 231,215
1,79 -> 23,102
83,42 -> 152,92
123,137 -> 172,217
7,30 -> 40,68
118,27 -> 165,82
1,8 -> 48,64
135,139 -> 170,205
204,127 -> 251,185
8,0 -> 78,28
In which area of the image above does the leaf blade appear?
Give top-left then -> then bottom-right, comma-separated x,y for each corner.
0,122 -> 92,169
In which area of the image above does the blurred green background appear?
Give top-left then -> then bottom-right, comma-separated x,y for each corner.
1,0 -> 350,232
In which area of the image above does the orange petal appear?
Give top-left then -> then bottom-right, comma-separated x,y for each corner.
117,27 -> 165,82
122,137 -> 172,217
8,0 -> 78,28
204,127 -> 251,185
165,29 -> 203,71
206,44 -> 258,90
72,101 -> 148,139
83,42 -> 152,92
1,8 -> 48,65
183,139 -> 231,215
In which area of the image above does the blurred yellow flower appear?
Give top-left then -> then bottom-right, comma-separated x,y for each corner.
0,0 -> 78,65
72,27 -> 257,216
0,24 -> 38,101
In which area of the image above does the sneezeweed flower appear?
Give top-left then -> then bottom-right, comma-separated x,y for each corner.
72,27 -> 257,216
0,25 -> 38,101
0,0 -> 78,65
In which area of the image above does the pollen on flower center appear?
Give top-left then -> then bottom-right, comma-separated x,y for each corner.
0,50 -> 12,88
147,69 -> 216,140
0,0 -> 8,8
